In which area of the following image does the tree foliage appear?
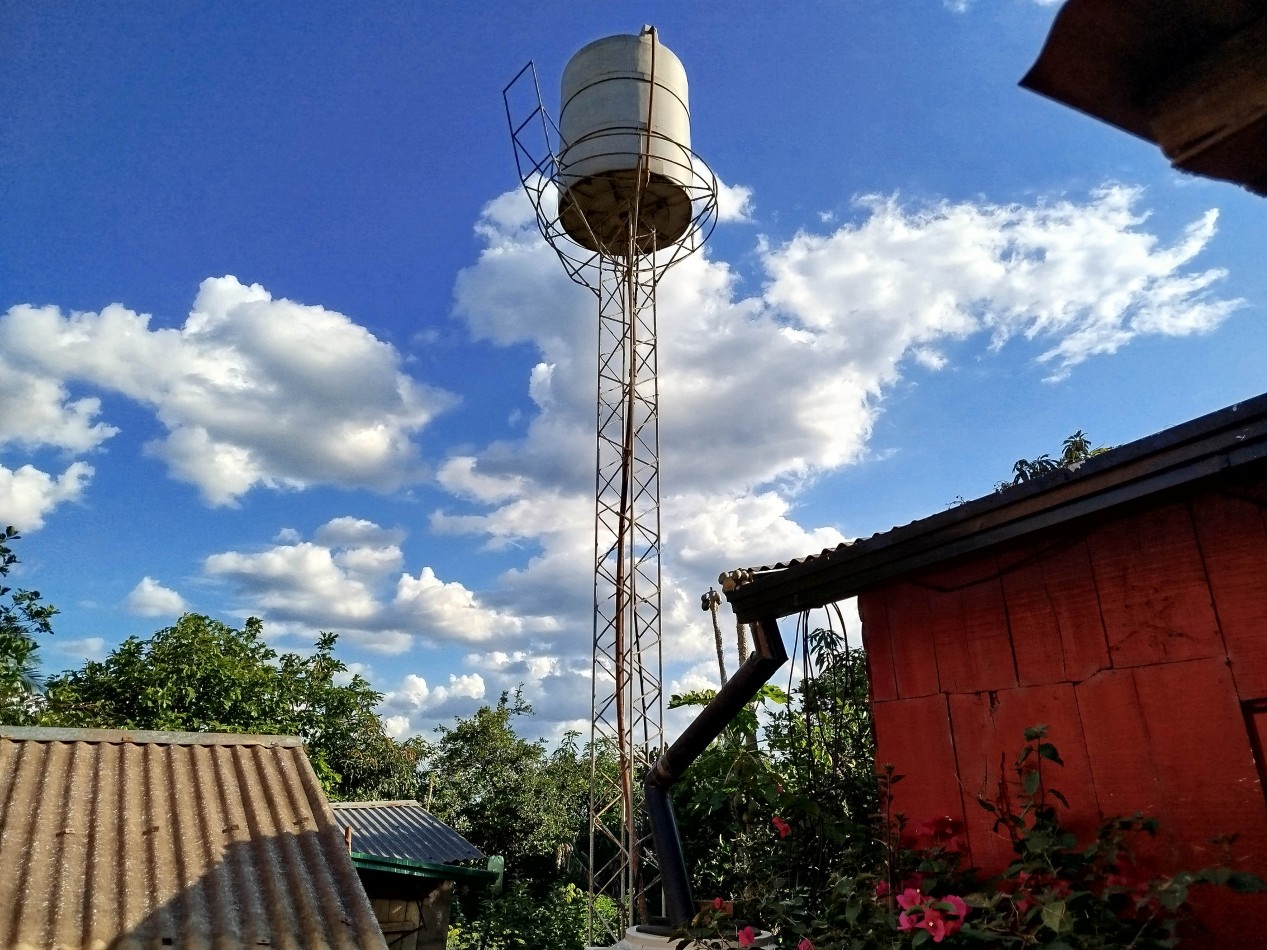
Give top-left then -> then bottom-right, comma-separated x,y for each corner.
41,613 -> 420,800
419,692 -> 601,950
1000,430 -> 1110,490
0,526 -> 57,725
420,691 -> 588,885
671,626 -> 880,911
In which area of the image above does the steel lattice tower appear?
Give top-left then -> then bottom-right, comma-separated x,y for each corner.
504,30 -> 716,944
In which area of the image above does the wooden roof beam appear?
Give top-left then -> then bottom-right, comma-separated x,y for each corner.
1146,15 -> 1267,194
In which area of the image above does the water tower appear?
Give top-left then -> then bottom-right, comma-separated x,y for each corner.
505,27 -> 718,944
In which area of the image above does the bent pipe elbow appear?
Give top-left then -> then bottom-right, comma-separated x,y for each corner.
644,616 -> 787,927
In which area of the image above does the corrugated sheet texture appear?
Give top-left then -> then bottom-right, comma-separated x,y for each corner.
330,801 -> 484,865
0,726 -> 388,950
725,392 -> 1267,621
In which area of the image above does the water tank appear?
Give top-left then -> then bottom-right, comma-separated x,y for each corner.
557,28 -> 693,256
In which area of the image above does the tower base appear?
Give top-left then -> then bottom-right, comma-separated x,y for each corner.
589,926 -> 774,949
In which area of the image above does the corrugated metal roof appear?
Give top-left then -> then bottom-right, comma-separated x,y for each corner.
0,725 -> 387,950
330,801 -> 485,866
726,391 -> 1267,621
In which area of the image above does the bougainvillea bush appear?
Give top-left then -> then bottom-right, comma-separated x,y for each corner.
672,629 -> 1260,950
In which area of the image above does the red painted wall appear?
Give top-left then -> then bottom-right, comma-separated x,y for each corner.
860,484 -> 1267,945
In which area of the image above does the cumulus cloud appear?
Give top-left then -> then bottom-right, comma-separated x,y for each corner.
0,462 -> 92,531
716,179 -> 754,222
0,277 -> 455,506
455,186 -> 1235,513
379,671 -> 487,732
761,189 -> 1238,382
125,576 -> 187,617
203,517 -> 550,653
436,182 -> 1239,731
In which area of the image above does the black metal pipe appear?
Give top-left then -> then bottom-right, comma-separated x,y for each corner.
645,615 -> 788,927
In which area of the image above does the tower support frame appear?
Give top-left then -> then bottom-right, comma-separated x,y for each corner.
503,54 -> 717,946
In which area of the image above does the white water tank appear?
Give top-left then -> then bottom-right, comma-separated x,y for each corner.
557,28 -> 693,255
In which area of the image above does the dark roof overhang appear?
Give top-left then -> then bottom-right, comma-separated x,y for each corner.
1020,0 -> 1267,196
726,392 -> 1267,623
349,851 -> 499,885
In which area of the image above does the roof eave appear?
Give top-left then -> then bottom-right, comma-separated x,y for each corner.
727,394 -> 1267,622
349,851 -> 499,884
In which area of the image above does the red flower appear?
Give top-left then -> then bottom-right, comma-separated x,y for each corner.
916,907 -> 949,942
797,940 -> 813,950
933,895 -> 968,937
894,891 -> 968,942
711,897 -> 733,915
737,925 -> 757,947
896,887 -> 925,911
772,815 -> 792,838
874,880 -> 890,898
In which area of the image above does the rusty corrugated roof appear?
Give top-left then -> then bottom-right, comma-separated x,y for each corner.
0,726 -> 388,950
330,800 -> 484,866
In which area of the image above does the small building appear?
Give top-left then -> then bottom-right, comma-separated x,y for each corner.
331,800 -> 496,950
726,393 -> 1267,945
0,725 -> 387,949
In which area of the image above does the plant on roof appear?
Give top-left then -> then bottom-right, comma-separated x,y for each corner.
997,430 -> 1111,492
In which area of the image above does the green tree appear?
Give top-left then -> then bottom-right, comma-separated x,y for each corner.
421,693 -> 602,950
671,626 -> 881,936
0,526 -> 58,725
41,613 -> 420,800
420,691 -> 588,884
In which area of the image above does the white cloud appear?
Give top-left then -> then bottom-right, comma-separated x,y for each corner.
125,576 -> 187,617
0,462 -> 92,531
0,363 -> 118,452
436,182 -> 1239,731
203,517 -> 544,653
0,277 -> 456,506
378,671 -> 488,734
716,178 -> 754,222
946,0 -> 1058,11
760,188 -> 1238,383
56,637 -> 107,662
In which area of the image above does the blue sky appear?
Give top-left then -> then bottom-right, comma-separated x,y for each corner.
4,1 -> 1265,741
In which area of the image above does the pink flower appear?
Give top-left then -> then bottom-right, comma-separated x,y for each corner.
772,815 -> 791,838
873,879 -> 890,898
797,940 -> 813,950
711,897 -> 733,915
933,895 -> 968,938
916,908 -> 948,942
897,912 -> 917,932
737,925 -> 757,947
896,887 -> 925,911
